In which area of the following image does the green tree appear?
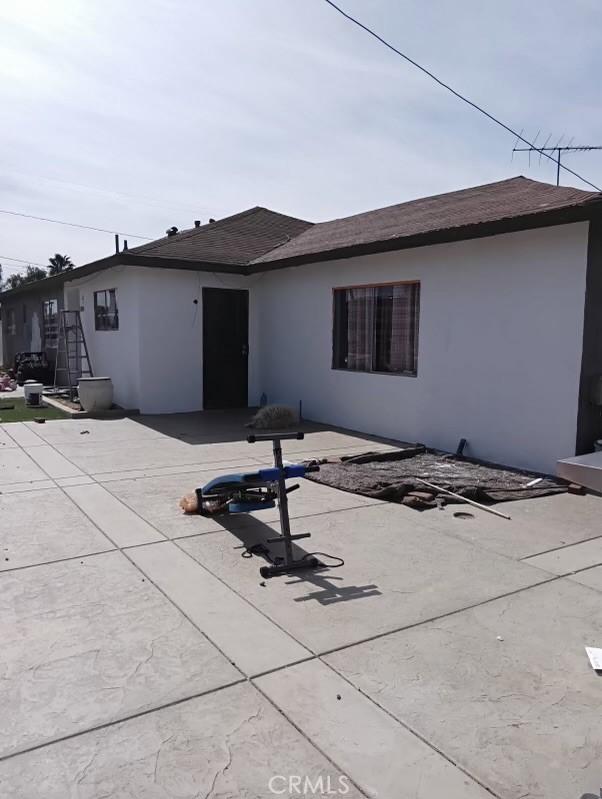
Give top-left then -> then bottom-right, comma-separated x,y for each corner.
3,266 -> 48,291
48,253 -> 74,275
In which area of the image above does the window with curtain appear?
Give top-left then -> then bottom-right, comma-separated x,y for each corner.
43,299 -> 58,347
332,282 -> 420,376
94,288 -> 119,330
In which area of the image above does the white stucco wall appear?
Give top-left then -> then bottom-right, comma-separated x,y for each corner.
69,266 -> 141,411
70,266 -> 260,414
134,268 -> 260,414
254,223 -> 590,473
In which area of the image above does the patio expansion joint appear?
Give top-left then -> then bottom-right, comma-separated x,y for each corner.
8,438 -> 258,683
518,530 -> 602,561
315,573 -> 562,660
0,677 -> 247,766
314,656 -> 503,799
1,425 -> 554,794
90,454 -> 267,482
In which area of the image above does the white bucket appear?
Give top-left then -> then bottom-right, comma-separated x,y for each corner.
78,377 -> 113,412
24,382 -> 43,407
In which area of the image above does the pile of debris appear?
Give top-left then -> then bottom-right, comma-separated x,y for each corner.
305,446 -> 568,511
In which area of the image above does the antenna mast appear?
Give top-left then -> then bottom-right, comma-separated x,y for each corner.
513,144 -> 602,186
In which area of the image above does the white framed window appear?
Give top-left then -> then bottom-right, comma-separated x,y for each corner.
332,281 -> 420,376
94,288 -> 119,330
43,299 -> 59,347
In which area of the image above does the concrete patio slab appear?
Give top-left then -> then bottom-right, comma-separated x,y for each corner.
128,541 -> 310,675
0,448 -> 49,485
524,535 -> 602,575
24,444 -> 85,479
256,659 -> 491,799
52,437 -> 267,475
99,463 -> 265,540
3,411 -> 601,796
179,503 -> 551,653
3,422 -> 45,448
0,551 -> 240,758
105,469 -> 380,541
92,458 -> 265,483
568,564 -> 602,592
416,491 -> 602,560
54,475 -> 95,487
0,487 -> 114,571
64,483 -> 166,547
52,428 -> 398,477
0,479 -> 55,493
325,578 -> 602,799
0,681 -> 364,799
0,425 -> 21,448
25,417 -> 166,445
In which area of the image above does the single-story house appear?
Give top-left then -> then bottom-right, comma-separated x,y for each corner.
2,175 -> 601,474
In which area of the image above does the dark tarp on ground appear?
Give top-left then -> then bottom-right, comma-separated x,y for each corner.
305,448 -> 567,509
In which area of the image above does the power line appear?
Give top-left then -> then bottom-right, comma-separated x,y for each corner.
321,0 -> 601,192
0,209 -> 153,239
2,167 -> 227,217
0,256 -> 49,270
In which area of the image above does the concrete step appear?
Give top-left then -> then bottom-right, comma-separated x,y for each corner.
557,450 -> 602,493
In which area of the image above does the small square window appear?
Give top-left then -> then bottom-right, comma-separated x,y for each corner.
94,289 -> 119,331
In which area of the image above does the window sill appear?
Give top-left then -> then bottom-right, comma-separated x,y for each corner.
331,367 -> 418,378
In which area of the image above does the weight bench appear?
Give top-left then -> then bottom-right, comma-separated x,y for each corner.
195,432 -> 323,578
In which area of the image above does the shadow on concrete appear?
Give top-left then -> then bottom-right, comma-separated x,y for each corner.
133,408 -> 324,445
214,512 -> 381,607
133,408 -> 405,454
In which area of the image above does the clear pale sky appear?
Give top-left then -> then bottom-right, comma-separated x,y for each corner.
1,0 -> 601,276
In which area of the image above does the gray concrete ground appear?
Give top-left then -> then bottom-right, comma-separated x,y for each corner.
0,411 -> 601,798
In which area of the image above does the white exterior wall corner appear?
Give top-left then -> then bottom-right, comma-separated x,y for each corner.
68,266 -> 141,411
254,222 -> 590,473
70,265 -> 261,416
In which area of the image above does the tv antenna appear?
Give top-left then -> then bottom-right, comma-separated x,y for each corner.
513,134 -> 602,186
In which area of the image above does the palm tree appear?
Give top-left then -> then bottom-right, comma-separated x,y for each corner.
48,254 -> 74,275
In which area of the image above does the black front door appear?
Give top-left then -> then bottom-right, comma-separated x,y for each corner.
202,287 -> 249,409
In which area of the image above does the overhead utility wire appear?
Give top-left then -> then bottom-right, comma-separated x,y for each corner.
2,168 -> 226,217
0,209 -> 153,240
321,0 -> 601,192
0,256 -> 50,270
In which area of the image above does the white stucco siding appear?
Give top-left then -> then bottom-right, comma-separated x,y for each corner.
69,266 -> 141,411
133,268 -> 260,415
255,223 -> 590,473
71,265 -> 260,414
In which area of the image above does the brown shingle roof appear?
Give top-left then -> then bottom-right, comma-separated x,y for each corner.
253,176 -> 601,266
128,206 -> 313,265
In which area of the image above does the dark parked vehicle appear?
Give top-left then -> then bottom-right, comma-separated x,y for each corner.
14,352 -> 54,386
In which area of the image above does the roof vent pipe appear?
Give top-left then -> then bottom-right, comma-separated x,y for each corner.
123,239 -> 128,251
194,220 -> 201,228
209,218 -> 216,224
166,226 -> 178,237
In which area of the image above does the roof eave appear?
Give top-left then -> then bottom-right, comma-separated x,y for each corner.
249,203 -> 602,273
0,253 -> 250,300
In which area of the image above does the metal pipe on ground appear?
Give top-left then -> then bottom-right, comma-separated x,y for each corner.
414,477 -> 512,520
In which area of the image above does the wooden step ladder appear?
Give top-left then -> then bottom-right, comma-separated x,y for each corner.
53,310 -> 93,400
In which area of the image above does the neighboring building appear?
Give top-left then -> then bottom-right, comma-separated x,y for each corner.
0,280 -> 63,370
2,176 -> 601,473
